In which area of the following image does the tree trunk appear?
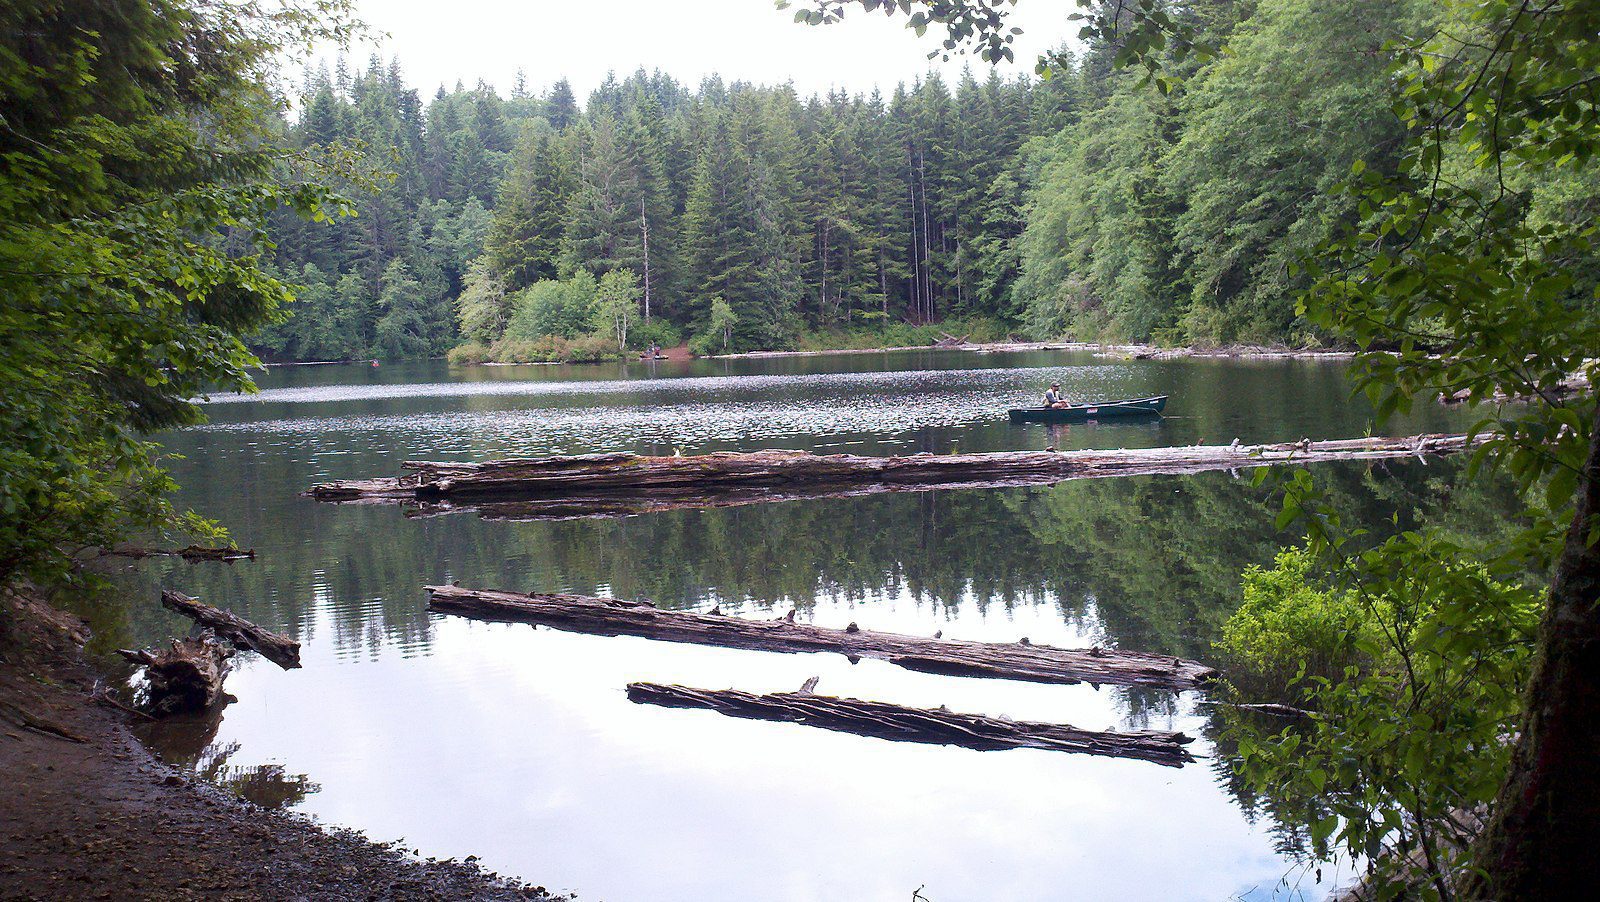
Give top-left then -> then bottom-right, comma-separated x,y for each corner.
1464,406 -> 1600,898
159,589 -> 301,670
640,198 -> 651,322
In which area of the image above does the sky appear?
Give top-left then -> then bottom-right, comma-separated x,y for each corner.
331,0 -> 1078,99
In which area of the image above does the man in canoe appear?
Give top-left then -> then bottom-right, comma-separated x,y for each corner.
1043,382 -> 1071,408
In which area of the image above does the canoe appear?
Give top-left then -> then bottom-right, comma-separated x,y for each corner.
1009,396 -> 1168,423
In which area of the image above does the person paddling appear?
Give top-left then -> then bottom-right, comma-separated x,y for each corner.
1043,382 -> 1070,408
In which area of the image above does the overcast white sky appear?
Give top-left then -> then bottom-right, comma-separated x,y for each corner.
334,0 -> 1077,99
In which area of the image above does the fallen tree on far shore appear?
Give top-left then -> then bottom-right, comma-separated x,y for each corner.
427,585 -> 1218,690
310,434 -> 1476,522
627,681 -> 1197,766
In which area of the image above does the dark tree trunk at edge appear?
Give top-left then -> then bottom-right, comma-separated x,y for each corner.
1466,405 -> 1600,898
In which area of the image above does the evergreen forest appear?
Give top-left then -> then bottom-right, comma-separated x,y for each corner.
262,0 -> 1551,361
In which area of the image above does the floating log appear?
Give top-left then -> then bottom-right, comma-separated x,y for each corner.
160,590 -> 301,670
100,544 -> 255,563
119,634 -> 233,716
627,681 -> 1197,767
1439,369 -> 1594,405
426,585 -> 1218,690
309,434 -> 1477,522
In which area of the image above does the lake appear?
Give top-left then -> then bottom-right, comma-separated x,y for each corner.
92,349 -> 1495,901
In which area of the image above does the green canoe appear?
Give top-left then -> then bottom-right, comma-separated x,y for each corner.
1008,395 -> 1168,423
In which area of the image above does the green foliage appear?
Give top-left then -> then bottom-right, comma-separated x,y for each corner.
591,269 -> 641,351
1221,532 -> 1540,896
1012,0 -> 1433,345
373,260 -> 439,359
456,257 -> 510,344
629,319 -> 683,352
479,332 -> 618,365
700,297 -> 739,355
445,341 -> 492,366
792,314 -> 1009,351
1218,548 -> 1377,686
270,53 -> 1064,359
505,273 -> 598,341
0,0 -> 355,583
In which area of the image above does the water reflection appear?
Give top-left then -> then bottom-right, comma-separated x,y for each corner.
136,703 -> 319,809
95,352 -> 1503,901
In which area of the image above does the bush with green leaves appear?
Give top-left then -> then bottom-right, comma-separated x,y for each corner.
1217,547 -> 1380,688
1221,526 -> 1540,897
629,319 -> 683,352
504,273 -> 599,341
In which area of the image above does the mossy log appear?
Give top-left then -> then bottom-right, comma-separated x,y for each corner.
119,634 -> 233,716
426,585 -> 1218,690
310,434 -> 1475,521
160,590 -> 301,669
627,681 -> 1197,767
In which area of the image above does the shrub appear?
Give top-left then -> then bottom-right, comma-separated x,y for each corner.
505,273 -> 598,341
1217,547 -> 1377,685
687,330 -> 723,357
630,319 -> 682,351
488,335 -> 571,363
446,342 -> 492,365
1218,535 -> 1541,892
567,334 -> 618,362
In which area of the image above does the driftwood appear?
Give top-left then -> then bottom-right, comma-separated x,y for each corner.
159,590 -> 300,669
309,435 -> 1476,522
119,634 -> 234,716
1439,370 -> 1594,405
427,585 -> 1218,690
627,681 -> 1196,767
100,545 -> 255,563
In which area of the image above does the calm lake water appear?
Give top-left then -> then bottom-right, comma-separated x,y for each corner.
91,349 -> 1494,901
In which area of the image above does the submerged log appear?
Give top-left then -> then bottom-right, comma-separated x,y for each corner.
426,585 -> 1218,690
309,434 -> 1477,522
119,634 -> 233,716
627,681 -> 1197,767
160,590 -> 301,670
100,544 -> 255,563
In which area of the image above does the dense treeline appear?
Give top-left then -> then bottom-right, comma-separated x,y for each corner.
1018,0 -> 1432,344
259,60 -> 1078,360
259,0 -> 1598,361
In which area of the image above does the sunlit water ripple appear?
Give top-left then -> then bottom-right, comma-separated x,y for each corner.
191,364 -> 1134,454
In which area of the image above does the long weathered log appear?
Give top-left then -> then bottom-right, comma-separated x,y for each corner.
426,585 -> 1218,690
309,434 -> 1477,522
159,590 -> 301,670
119,634 -> 233,716
626,681 -> 1197,767
100,544 -> 256,563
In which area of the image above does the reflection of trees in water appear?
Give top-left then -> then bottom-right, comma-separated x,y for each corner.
83,450 -> 1526,849
136,702 -> 319,809
95,459 -> 1523,669
1201,705 -> 1332,863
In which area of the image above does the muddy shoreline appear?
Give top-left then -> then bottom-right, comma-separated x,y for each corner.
0,588 -> 561,901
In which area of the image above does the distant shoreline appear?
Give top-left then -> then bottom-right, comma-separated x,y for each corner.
251,341 -> 1356,369
711,341 -> 1357,362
